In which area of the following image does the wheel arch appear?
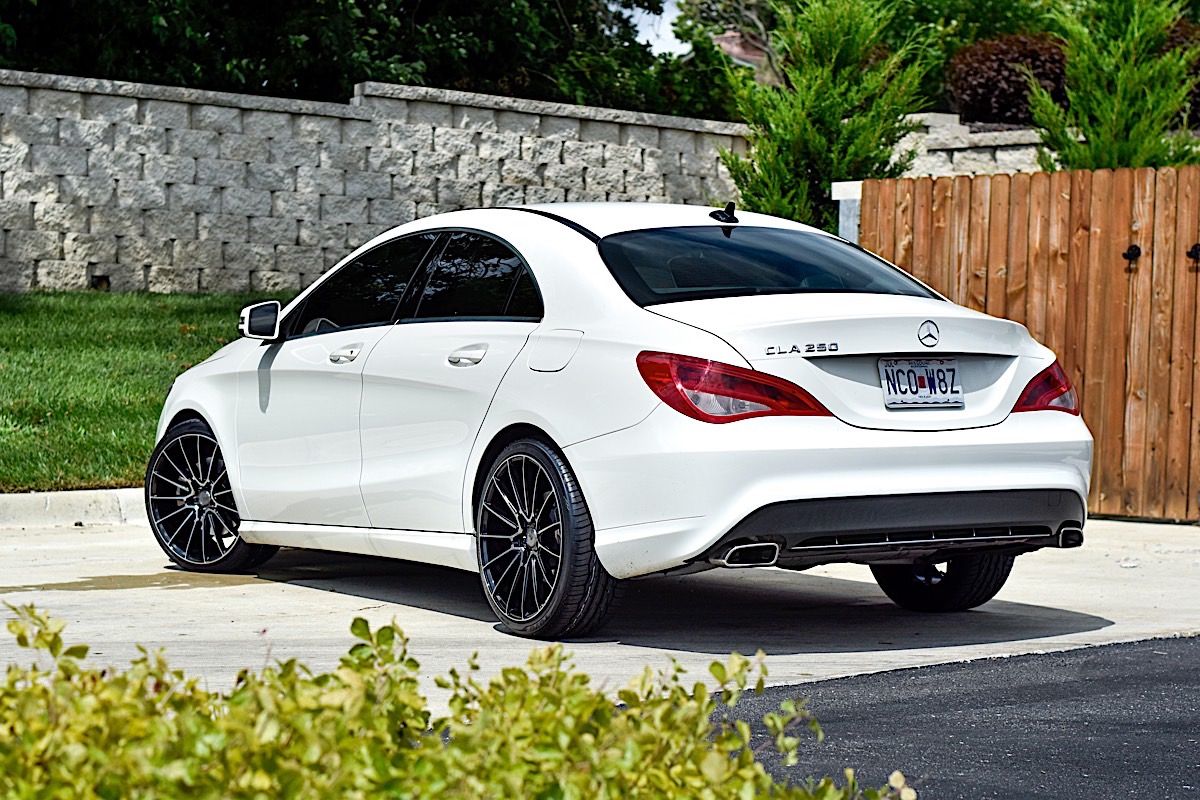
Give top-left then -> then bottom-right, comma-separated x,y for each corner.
469,423 -> 568,529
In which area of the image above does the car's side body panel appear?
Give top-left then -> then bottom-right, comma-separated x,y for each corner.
359,320 -> 538,533
232,325 -> 393,526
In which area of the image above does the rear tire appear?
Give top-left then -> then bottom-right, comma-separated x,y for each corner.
475,438 -> 619,638
145,418 -> 278,573
870,553 -> 1015,612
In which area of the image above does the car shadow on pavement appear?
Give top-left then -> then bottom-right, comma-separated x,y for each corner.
252,549 -> 1112,654
589,568 -> 1113,655
255,548 -> 496,624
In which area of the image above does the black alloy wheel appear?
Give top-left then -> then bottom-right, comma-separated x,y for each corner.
870,552 -> 1016,612
476,438 -> 619,638
145,419 -> 277,572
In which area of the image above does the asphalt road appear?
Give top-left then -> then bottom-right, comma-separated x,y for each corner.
732,636 -> 1199,799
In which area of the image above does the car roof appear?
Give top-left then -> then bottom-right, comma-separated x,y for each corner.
518,202 -> 827,240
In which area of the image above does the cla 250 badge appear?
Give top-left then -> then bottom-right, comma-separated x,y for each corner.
765,342 -> 840,355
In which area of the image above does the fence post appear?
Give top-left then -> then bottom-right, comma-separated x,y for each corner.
832,181 -> 863,243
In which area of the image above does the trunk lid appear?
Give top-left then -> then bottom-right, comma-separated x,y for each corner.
648,293 -> 1047,432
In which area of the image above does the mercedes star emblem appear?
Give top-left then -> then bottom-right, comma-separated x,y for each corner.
918,320 -> 940,347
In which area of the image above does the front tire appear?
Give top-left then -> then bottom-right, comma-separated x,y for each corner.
145,418 -> 277,573
475,438 -> 619,638
871,553 -> 1015,612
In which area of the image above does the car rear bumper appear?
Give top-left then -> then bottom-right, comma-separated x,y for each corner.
564,407 -> 1093,579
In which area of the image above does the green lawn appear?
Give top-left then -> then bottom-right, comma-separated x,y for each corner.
0,292 -> 279,493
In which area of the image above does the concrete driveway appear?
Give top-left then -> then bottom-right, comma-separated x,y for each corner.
2,514 -> 1198,709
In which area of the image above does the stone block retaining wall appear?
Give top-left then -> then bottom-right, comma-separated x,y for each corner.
0,70 -> 748,293
0,68 -> 1043,293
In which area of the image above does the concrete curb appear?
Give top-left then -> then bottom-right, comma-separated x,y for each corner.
0,488 -> 148,528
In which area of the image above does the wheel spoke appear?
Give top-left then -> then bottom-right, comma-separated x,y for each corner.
537,542 -> 561,560
482,546 -> 521,571
482,501 -> 519,531
494,477 -> 523,522
532,489 -> 554,527
159,449 -> 191,487
518,558 -> 530,618
156,504 -> 192,524
506,459 -> 526,518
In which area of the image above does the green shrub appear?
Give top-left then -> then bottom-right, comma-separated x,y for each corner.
2,605 -> 917,799
1029,0 -> 1200,169
720,0 -> 930,231
949,34 -> 1066,124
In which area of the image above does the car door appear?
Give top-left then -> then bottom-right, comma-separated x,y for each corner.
359,230 -> 544,533
234,232 -> 440,526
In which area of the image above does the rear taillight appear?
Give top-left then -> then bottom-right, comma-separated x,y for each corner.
1013,362 -> 1079,415
636,351 -> 831,423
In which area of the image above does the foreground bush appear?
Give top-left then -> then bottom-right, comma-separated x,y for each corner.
1,605 -> 916,799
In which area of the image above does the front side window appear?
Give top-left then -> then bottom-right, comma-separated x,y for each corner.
597,226 -> 937,307
411,231 -> 543,321
287,232 -> 439,338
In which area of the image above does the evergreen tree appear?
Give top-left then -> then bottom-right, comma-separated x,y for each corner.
720,0 -> 929,231
1028,0 -> 1200,169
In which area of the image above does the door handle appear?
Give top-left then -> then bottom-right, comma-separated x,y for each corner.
328,346 -> 361,364
447,344 -> 488,366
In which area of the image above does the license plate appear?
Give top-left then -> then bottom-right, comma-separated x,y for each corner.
878,358 -> 964,408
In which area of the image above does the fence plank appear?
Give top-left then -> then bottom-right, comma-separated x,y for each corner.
931,177 -> 955,296
861,180 -> 880,254
1184,165 -> 1200,520
1099,169 -> 1134,515
912,177 -> 934,286
1166,166 -> 1198,519
985,175 -> 1010,319
1006,173 -> 1032,326
967,176 -> 991,311
952,175 -> 973,304
1084,169 -> 1113,511
1066,170 -> 1093,398
1027,172 -> 1052,341
1121,168 -> 1157,516
878,178 -> 897,262
1046,171 -> 1072,359
1144,167 -> 1177,519
895,179 -> 915,272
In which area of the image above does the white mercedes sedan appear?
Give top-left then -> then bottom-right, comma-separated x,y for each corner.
147,202 -> 1093,638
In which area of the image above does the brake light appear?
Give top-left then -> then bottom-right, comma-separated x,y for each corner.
1013,362 -> 1079,415
636,351 -> 831,423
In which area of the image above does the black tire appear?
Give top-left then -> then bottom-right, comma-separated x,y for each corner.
475,438 -> 620,638
145,418 -> 278,573
870,553 -> 1015,612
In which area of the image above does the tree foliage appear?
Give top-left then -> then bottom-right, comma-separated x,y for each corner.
720,0 -> 930,231
1028,0 -> 1200,169
0,0 -> 736,118
677,0 -> 1052,106
1,605 -> 918,799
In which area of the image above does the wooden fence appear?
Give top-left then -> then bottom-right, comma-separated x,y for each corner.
859,167 -> 1200,521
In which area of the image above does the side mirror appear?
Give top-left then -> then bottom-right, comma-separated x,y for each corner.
239,301 -> 281,341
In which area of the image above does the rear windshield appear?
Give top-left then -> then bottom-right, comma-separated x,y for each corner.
597,225 -> 937,306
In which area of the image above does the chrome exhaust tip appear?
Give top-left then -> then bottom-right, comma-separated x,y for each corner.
710,541 -> 780,568
1057,526 -> 1084,548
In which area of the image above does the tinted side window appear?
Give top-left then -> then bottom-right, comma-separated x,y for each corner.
288,233 -> 438,338
412,232 -> 534,320
505,268 -> 543,319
